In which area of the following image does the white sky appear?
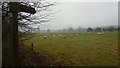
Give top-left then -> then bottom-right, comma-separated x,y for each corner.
53,0 -> 119,2
42,1 -> 118,30
5,0 -> 119,2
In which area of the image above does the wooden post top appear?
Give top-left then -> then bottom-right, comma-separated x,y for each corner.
9,2 -> 36,14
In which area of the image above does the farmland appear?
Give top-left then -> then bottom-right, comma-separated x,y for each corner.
23,32 -> 118,66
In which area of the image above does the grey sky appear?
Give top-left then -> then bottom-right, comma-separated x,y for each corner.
42,2 -> 118,30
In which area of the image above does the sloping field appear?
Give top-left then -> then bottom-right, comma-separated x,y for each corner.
23,32 -> 118,66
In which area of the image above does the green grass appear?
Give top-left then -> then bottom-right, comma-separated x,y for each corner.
23,32 -> 118,66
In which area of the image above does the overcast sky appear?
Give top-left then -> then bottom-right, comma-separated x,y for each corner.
41,1 -> 118,30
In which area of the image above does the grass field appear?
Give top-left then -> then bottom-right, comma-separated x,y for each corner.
23,32 -> 118,66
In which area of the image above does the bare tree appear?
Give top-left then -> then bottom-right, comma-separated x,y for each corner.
2,0 -> 57,66
2,0 -> 57,41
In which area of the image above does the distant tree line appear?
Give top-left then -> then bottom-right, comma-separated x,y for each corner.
39,26 -> 120,33
38,27 -> 87,33
87,26 -> 120,32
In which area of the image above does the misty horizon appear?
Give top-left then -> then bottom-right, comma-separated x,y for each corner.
39,2 -> 118,30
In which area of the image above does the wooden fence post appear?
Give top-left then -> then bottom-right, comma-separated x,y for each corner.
9,2 -> 36,66
31,43 -> 34,55
9,2 -> 19,66
31,43 -> 33,51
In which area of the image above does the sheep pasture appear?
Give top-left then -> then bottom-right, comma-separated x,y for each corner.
23,32 -> 118,66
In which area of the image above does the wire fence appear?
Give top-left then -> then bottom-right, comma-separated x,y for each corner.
19,42 -> 59,66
